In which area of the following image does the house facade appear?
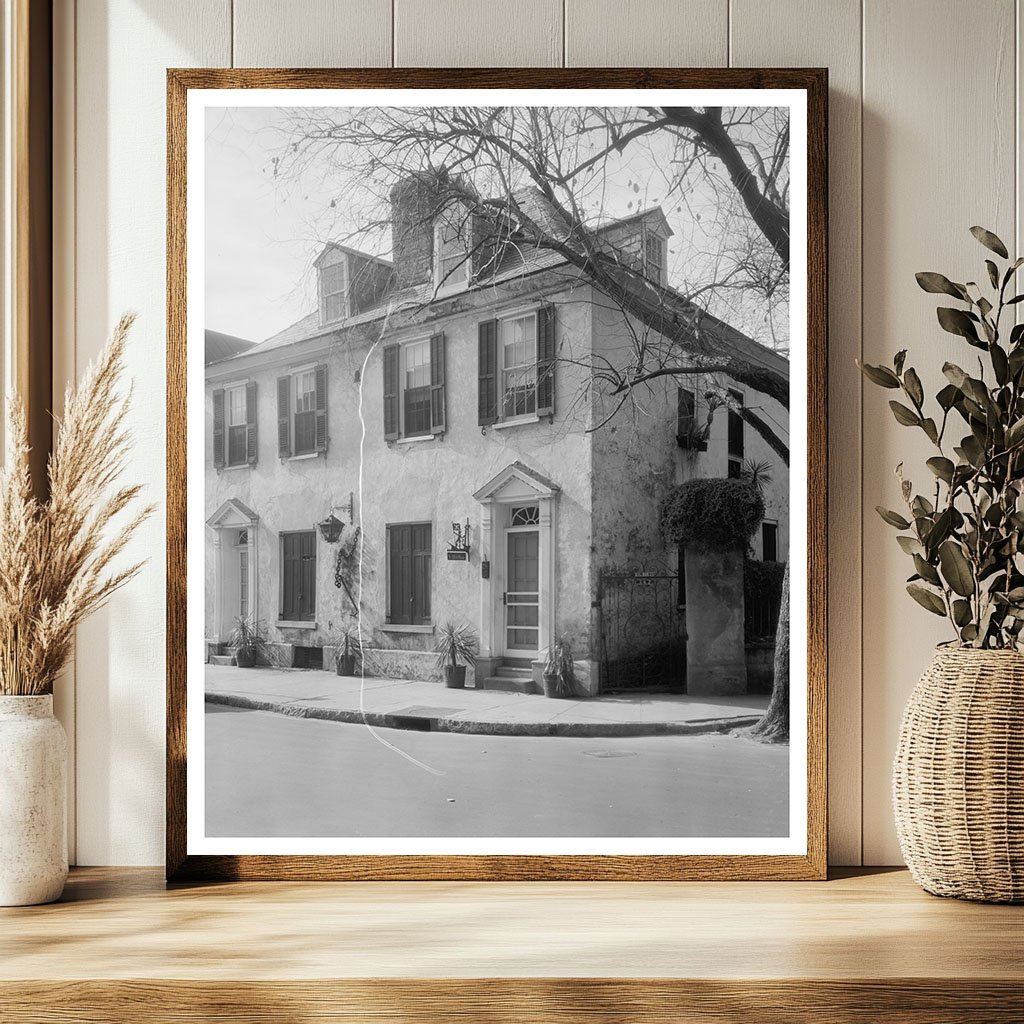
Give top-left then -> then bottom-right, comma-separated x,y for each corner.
204,176 -> 789,694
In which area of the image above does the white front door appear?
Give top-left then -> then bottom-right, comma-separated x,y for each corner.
504,526 -> 540,657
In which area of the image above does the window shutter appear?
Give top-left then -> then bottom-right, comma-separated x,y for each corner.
536,304 -> 556,417
212,389 -> 226,469
387,524 -> 410,624
727,389 -> 744,459
677,387 -> 694,434
277,375 -> 292,458
412,523 -> 432,624
314,363 -> 328,453
282,533 -> 298,620
300,530 -> 317,619
245,381 -> 258,465
477,319 -> 498,425
383,344 -> 400,441
429,332 -> 446,434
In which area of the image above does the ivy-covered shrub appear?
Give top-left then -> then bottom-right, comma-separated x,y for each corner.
661,478 -> 765,553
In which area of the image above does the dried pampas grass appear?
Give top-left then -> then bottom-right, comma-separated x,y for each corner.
0,313 -> 153,696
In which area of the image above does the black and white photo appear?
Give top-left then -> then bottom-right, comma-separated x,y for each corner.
170,75 -> 824,876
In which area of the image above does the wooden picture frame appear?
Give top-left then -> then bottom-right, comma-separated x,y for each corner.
167,68 -> 827,881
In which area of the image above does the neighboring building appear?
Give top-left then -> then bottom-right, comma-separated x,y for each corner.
205,175 -> 789,694
205,329 -> 256,365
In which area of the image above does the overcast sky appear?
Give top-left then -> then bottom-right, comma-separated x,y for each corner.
204,105 -> 789,350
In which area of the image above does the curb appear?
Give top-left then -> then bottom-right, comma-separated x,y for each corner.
205,691 -> 762,738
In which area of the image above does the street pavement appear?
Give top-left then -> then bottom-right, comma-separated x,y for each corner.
206,704 -> 790,839
205,664 -> 770,737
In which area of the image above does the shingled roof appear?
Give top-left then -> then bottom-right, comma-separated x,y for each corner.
210,187 -> 785,376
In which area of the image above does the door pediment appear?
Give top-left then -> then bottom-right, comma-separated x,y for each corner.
207,497 -> 259,530
473,461 -> 560,504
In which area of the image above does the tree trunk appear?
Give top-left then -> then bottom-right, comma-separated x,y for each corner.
751,560 -> 789,742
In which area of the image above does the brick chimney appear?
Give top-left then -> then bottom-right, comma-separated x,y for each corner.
389,171 -> 449,289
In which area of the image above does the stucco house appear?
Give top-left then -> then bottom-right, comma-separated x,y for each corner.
204,174 -> 789,695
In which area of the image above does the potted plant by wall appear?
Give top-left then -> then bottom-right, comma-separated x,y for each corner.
0,314 -> 151,906
542,635 -> 577,699
434,622 -> 477,689
227,617 -> 274,668
334,625 -> 362,676
860,226 -> 1024,902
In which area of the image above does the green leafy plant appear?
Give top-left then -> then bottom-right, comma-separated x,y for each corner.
327,623 -> 362,674
329,624 -> 362,659
227,617 -> 276,666
742,458 -> 774,493
543,634 -> 576,698
859,225 -> 1024,648
660,478 -> 765,553
434,621 -> 478,672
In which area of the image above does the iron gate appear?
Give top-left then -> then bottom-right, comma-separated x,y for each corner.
597,568 -> 686,692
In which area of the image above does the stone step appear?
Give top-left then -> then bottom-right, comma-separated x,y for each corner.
209,654 -> 235,667
478,675 -> 541,696
495,665 -> 533,678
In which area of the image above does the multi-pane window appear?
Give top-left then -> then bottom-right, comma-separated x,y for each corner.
293,370 -> 317,455
277,365 -> 327,459
478,307 -> 555,426
645,233 -> 666,285
320,261 -> 347,323
435,207 -> 470,291
226,385 -> 248,466
727,388 -> 744,478
403,339 -> 432,437
383,335 -> 446,441
510,505 -> 540,527
501,314 -> 538,419
280,531 -> 316,622
213,381 -> 256,470
387,523 -> 432,625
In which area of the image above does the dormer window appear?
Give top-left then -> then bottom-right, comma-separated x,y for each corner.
644,232 -> 667,286
319,256 -> 348,324
434,205 -> 472,293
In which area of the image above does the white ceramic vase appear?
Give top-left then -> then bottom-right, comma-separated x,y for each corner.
0,694 -> 68,906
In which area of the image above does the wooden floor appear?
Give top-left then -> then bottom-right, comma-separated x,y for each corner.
1,867 -> 1021,1022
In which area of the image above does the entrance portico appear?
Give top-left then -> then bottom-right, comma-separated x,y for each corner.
206,497 -> 260,643
473,462 -> 559,681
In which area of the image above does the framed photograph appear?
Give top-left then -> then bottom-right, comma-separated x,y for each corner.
167,69 -> 827,881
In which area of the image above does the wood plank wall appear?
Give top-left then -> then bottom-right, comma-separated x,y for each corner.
53,0 -> 1023,866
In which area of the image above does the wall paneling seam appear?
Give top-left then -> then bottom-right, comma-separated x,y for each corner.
727,0 -> 732,67
562,0 -> 566,68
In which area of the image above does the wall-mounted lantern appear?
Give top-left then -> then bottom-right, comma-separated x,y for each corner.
317,513 -> 345,544
317,493 -> 356,544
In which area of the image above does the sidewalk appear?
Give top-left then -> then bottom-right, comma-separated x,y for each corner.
205,664 -> 768,738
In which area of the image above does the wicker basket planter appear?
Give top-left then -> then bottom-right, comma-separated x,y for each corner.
893,648 -> 1024,902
